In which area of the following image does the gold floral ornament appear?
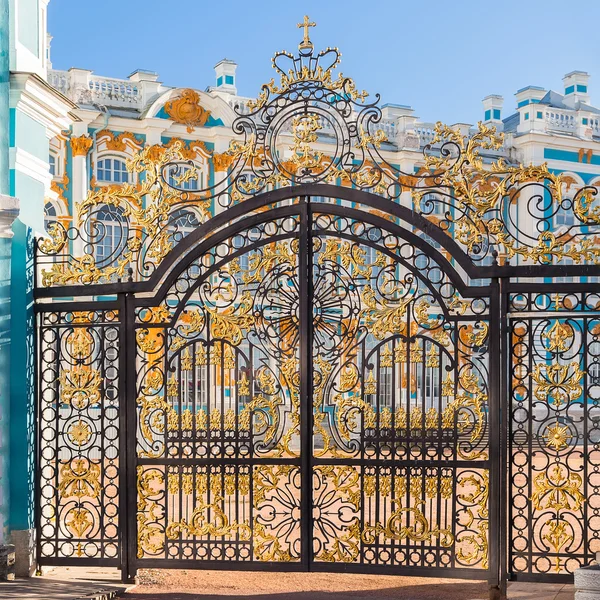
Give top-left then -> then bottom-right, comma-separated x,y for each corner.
40,140 -> 211,287
414,121 -> 600,265
70,135 -> 93,156
532,361 -> 584,407
164,89 -> 212,133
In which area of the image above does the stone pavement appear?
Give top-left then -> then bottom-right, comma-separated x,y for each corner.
0,566 -> 130,600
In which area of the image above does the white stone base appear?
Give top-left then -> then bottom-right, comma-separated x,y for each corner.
575,565 -> 600,600
10,529 -> 35,577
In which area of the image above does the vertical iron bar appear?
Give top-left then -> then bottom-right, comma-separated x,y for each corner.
34,309 -> 42,574
498,278 -> 509,597
118,293 -> 129,581
299,196 -> 313,570
488,278 -> 504,600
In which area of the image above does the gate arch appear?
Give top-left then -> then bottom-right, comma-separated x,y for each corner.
130,192 -> 493,577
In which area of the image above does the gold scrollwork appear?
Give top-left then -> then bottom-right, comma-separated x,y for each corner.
58,459 -> 101,499
362,500 -> 453,547
137,467 -> 165,558
532,362 -> 584,407
531,464 -> 585,512
166,495 -> 251,540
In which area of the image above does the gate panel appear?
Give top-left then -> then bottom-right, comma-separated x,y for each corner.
134,213 -> 304,565
38,307 -> 121,564
509,291 -> 600,578
310,211 -> 491,573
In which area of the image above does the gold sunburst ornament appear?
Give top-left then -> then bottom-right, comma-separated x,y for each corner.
68,420 -> 92,446
544,421 -> 572,451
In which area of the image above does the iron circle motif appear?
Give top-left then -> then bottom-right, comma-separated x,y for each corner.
264,103 -> 350,183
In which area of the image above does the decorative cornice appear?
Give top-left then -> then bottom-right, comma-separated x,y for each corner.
70,135 -> 93,156
164,89 -> 212,133
0,194 -> 20,239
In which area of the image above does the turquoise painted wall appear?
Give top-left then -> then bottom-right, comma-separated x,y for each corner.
0,0 -> 9,543
14,109 -> 46,161
8,218 -> 34,532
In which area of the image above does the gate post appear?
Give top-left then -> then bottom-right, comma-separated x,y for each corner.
488,277 -> 508,600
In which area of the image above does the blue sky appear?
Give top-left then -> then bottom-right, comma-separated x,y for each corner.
48,0 -> 600,124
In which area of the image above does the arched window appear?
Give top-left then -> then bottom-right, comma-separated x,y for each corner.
49,154 -> 57,177
167,165 -> 200,190
94,205 -> 126,266
97,157 -> 129,183
44,202 -> 57,233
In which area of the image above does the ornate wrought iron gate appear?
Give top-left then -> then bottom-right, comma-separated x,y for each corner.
36,193 -> 494,579
34,20 -> 600,598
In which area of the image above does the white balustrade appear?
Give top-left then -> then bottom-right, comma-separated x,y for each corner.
87,75 -> 141,108
48,69 -> 144,109
545,109 -> 576,132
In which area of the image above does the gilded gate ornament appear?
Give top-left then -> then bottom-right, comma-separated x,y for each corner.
166,495 -> 251,540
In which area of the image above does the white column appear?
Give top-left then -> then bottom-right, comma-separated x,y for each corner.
69,135 -> 92,256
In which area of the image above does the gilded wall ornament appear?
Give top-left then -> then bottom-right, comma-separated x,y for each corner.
96,129 -> 143,152
70,135 -> 93,156
164,89 -> 212,133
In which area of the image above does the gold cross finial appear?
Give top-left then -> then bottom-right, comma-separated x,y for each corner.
297,15 -> 316,50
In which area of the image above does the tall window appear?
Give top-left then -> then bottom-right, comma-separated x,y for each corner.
97,157 -> 129,183
95,206 -> 126,266
379,370 -> 393,408
49,154 -> 56,177
362,228 -> 381,275
167,165 -> 200,190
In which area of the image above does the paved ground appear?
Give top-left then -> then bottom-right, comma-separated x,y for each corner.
0,567 -> 576,600
0,566 -> 129,600
124,569 -> 575,600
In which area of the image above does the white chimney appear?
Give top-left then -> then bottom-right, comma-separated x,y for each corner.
214,59 -> 237,96
563,71 -> 590,106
